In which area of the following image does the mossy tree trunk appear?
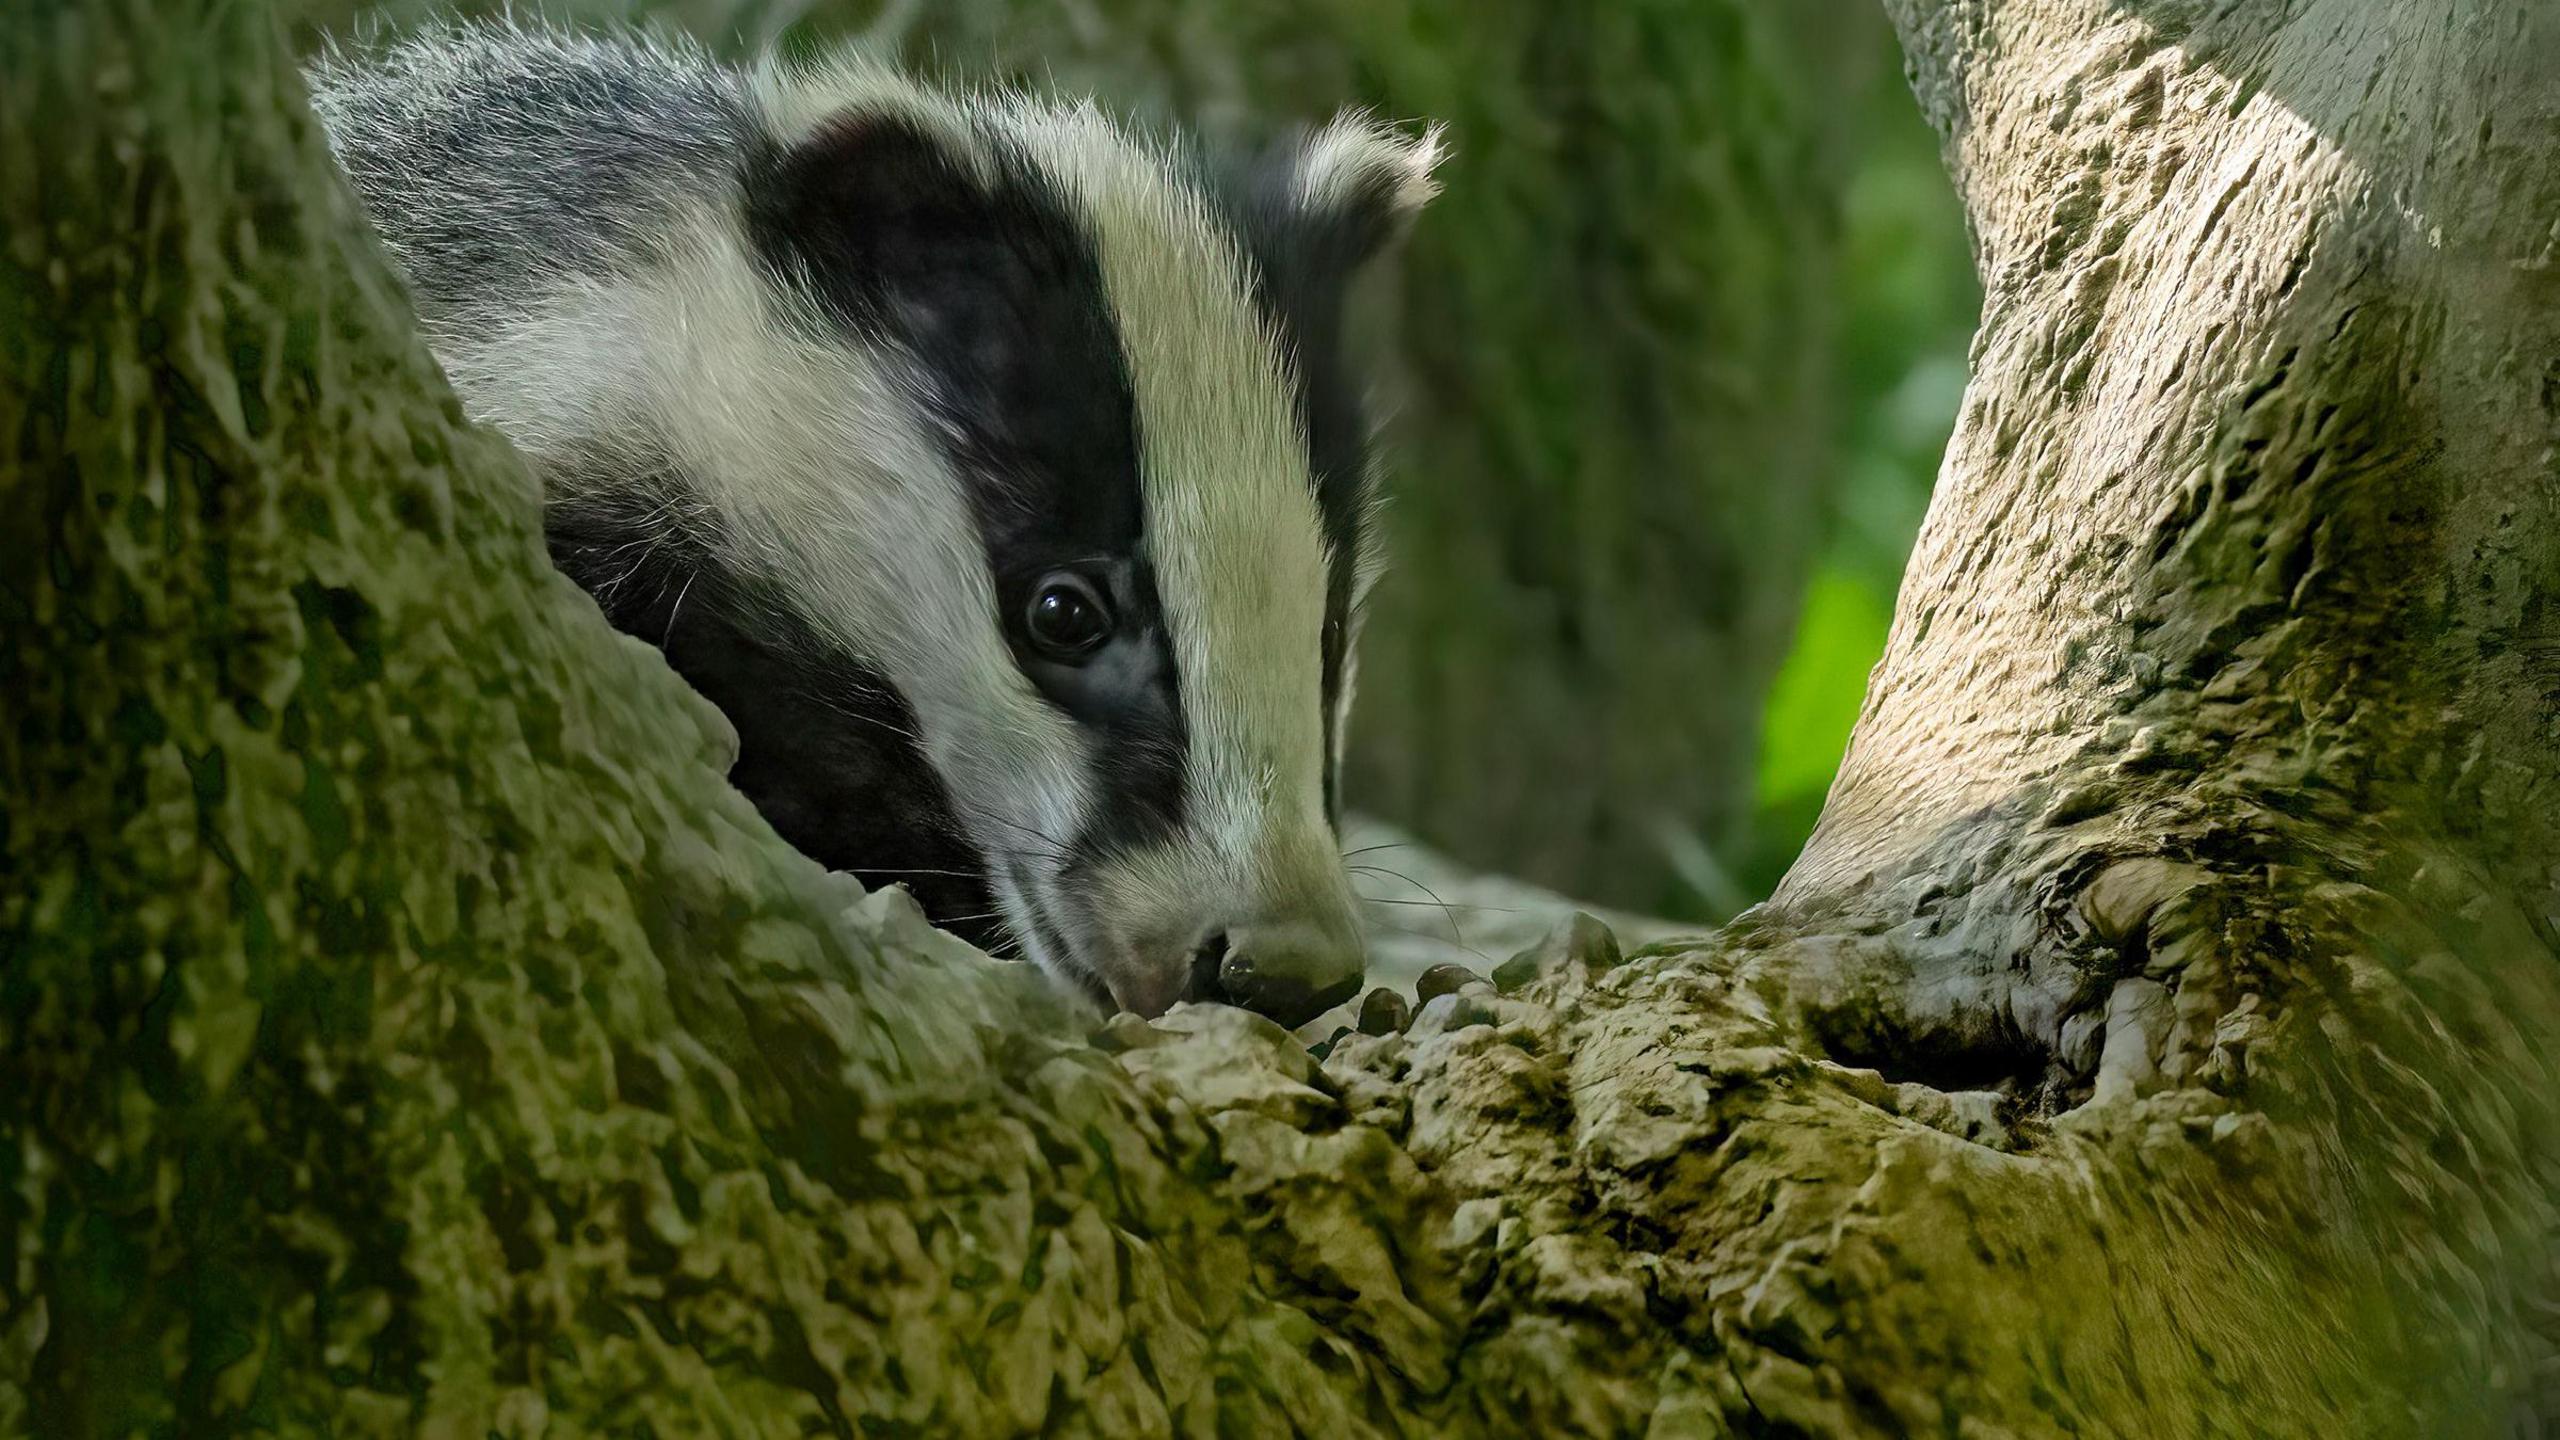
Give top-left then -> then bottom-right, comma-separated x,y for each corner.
6,1 -> 2557,1438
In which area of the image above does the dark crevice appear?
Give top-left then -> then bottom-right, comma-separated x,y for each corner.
1804,1000 -> 2053,1099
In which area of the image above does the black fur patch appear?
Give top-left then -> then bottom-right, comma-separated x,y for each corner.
742,110 -> 1189,870
545,488 -> 1003,948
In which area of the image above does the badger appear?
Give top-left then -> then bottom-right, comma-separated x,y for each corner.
305,24 -> 1437,1027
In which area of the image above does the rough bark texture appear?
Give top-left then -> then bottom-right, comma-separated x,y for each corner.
1759,0 -> 2560,1424
288,0 -> 1862,914
0,4 -> 1433,1432
7,2 -> 2558,1439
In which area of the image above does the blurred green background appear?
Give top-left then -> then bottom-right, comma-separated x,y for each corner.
290,0 -> 1977,922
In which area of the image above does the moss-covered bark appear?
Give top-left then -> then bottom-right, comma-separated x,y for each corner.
8,0 -> 2559,1435
0,2 -> 1448,1432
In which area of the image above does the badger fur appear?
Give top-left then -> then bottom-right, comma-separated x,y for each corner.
306,24 -> 1438,1026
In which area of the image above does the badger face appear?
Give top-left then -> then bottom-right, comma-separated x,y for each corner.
465,58 -> 1437,1027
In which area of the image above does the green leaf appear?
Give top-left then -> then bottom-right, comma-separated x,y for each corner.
1754,565 -> 1893,810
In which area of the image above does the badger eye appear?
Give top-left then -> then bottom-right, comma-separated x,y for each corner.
1024,572 -> 1113,659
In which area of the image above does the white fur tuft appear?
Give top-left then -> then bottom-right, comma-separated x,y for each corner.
1295,111 -> 1446,227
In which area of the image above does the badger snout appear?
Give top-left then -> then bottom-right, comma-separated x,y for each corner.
1186,920 -> 1365,1031
1078,809 -> 1369,1028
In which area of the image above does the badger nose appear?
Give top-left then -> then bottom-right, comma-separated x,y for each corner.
1190,923 -> 1364,1030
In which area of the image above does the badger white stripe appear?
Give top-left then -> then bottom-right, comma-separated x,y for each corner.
1295,110 -> 1446,222
748,52 -> 996,188
992,103 -> 1341,911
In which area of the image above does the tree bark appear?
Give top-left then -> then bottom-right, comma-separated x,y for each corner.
6,2 -> 2557,1439
1753,0 -> 2560,1426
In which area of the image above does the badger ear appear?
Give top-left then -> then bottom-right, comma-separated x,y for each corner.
743,104 -> 1018,337
1282,112 -> 1446,271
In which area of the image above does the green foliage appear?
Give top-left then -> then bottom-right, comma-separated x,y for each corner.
1737,35 -> 1976,899
1752,569 -> 1887,805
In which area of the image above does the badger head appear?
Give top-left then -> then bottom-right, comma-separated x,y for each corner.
512,62 -> 1440,1027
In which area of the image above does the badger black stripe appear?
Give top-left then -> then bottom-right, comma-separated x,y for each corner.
742,111 -> 1191,870
545,484 -> 1002,948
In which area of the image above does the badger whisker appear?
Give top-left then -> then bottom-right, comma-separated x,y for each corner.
1363,918 -> 1498,969
660,566 -> 700,645
856,865 -> 992,879
1345,861 -> 1442,892
975,812 -> 1077,866
1354,896 -> 1523,915
1346,863 -> 1470,946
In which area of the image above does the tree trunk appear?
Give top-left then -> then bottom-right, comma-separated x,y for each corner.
5,3 -> 2556,1440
